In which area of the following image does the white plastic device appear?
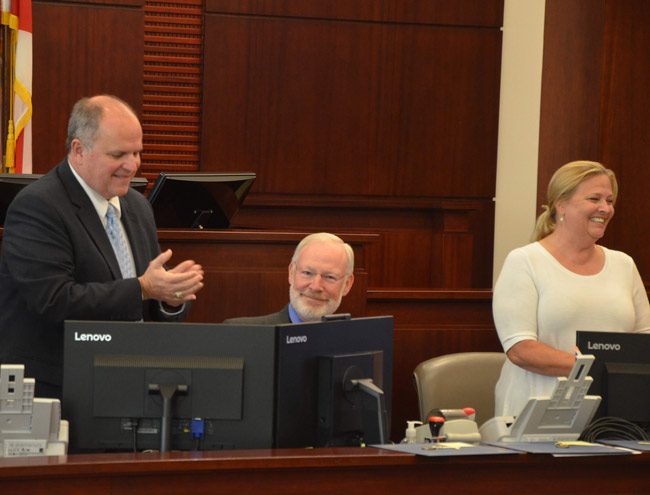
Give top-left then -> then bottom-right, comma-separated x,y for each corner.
0,364 -> 69,457
479,354 -> 600,442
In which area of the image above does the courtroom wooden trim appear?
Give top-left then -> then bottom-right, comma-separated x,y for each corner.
204,0 -> 504,27
0,447 -> 649,495
368,288 -> 493,301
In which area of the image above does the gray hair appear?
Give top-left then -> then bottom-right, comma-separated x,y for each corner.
66,95 -> 137,152
291,232 -> 354,275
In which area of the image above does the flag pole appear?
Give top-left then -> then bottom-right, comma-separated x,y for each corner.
1,17 -> 8,172
1,1 -> 15,174
0,0 -> 21,174
4,10 -> 15,174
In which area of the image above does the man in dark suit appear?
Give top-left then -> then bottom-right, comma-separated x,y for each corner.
224,232 -> 354,324
0,95 -> 204,399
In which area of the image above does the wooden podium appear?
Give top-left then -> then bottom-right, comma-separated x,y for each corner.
0,447 -> 649,494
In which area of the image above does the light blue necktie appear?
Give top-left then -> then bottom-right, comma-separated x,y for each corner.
105,203 -> 136,279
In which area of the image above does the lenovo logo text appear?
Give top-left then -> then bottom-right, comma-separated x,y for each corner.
587,340 -> 621,351
74,332 -> 112,342
286,335 -> 307,344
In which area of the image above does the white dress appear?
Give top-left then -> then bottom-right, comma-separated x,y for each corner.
493,242 -> 650,417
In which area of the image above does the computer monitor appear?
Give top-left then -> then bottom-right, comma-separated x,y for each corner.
63,321 -> 276,452
62,316 -> 393,452
129,176 -> 149,194
0,174 -> 148,226
576,331 -> 650,425
274,315 -> 393,447
0,173 -> 42,226
147,172 -> 256,229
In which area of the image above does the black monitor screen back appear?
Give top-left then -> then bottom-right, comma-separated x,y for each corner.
275,316 -> 393,447
63,321 -> 276,452
0,173 -> 42,225
576,330 -> 650,424
0,174 -> 147,226
147,172 -> 256,229
129,177 -> 148,194
63,316 -> 393,452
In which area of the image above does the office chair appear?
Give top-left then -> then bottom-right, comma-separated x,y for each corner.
413,352 -> 506,426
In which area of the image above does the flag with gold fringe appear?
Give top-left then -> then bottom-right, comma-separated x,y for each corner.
1,0 -> 32,174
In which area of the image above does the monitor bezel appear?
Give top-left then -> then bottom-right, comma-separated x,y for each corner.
63,320 -> 276,452
274,316 -> 393,448
576,330 -> 650,423
0,173 -> 43,226
0,174 -> 148,226
62,315 -> 393,452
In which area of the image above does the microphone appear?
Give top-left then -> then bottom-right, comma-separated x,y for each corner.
427,415 -> 445,442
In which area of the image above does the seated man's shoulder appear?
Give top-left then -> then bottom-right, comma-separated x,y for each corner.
224,307 -> 289,325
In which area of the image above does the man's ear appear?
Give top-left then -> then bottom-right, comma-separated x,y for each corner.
341,273 -> 354,296
69,138 -> 85,165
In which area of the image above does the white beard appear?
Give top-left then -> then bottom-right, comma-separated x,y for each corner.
289,285 -> 342,322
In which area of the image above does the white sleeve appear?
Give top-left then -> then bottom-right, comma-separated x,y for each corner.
630,259 -> 650,333
492,248 -> 540,352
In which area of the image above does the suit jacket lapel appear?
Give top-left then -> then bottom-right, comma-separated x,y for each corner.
57,160 -> 123,279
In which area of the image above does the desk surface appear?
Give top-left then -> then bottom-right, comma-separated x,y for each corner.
0,446 -> 648,495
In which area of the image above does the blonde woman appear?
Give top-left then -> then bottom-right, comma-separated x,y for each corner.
492,160 -> 650,417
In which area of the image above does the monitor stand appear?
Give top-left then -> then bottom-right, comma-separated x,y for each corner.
191,209 -> 214,229
480,355 -> 601,442
349,378 -> 388,445
148,383 -> 188,452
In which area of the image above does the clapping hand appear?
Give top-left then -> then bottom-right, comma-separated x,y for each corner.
139,249 -> 204,306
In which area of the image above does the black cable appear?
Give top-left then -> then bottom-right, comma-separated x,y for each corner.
132,418 -> 139,452
580,416 -> 650,442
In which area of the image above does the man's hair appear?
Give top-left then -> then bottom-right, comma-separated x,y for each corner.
291,232 -> 354,275
66,95 -> 138,152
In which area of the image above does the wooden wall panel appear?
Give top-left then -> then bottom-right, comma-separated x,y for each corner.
231,199 -> 494,288
538,1 -> 650,284
597,1 -> 650,281
537,0 -> 604,209
200,4 -> 501,291
205,0 -> 503,27
380,0 -> 502,26
201,14 -> 501,199
57,0 -> 142,5
32,1 -> 144,172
